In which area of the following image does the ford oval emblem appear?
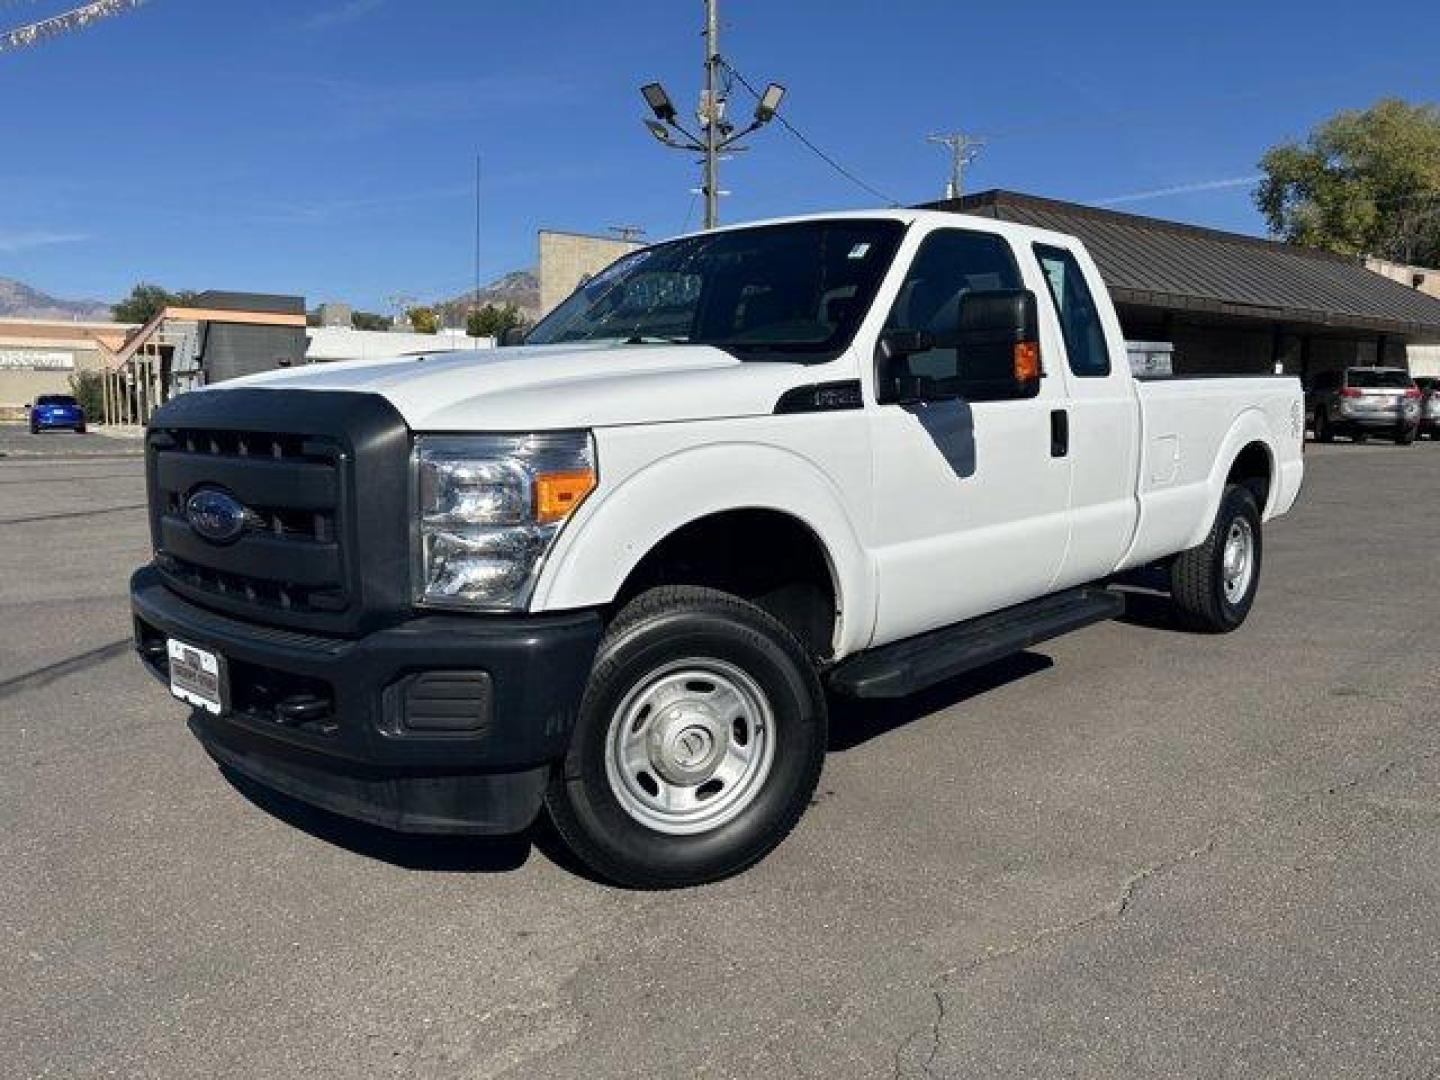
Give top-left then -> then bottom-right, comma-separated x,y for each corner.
185,486 -> 247,544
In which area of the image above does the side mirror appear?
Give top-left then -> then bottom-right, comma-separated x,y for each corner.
956,289 -> 1043,397
499,326 -> 527,347
875,328 -> 935,405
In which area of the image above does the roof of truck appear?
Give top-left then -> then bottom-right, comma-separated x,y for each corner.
923,190 -> 1440,342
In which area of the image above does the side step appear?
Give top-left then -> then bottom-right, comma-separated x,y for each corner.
829,587 -> 1126,699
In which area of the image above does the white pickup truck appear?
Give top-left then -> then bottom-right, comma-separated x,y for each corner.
132,209 -> 1304,887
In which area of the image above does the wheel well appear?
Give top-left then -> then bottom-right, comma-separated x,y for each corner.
1227,441 -> 1272,512
614,509 -> 838,660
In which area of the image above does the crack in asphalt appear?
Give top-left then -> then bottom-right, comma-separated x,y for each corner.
891,826 -> 1230,1078
0,638 -> 133,701
892,738 -> 1440,1078
0,502 -> 147,526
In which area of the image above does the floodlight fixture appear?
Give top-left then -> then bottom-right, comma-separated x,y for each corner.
754,82 -> 786,123
641,82 -> 677,123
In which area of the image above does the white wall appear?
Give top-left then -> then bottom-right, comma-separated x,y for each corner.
305,327 -> 492,362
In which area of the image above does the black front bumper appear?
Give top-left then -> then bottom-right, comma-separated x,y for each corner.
132,566 -> 603,835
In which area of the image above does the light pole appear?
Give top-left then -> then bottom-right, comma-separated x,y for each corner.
640,0 -> 785,229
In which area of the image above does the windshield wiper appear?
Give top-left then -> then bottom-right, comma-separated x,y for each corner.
623,334 -> 690,345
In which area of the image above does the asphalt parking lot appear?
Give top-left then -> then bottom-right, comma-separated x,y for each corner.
3,422 -> 1438,1079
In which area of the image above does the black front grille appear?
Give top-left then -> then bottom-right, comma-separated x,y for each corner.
150,427 -> 350,618
144,389 -> 413,636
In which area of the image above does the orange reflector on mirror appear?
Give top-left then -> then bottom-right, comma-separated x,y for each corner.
535,468 -> 597,523
1014,341 -> 1041,381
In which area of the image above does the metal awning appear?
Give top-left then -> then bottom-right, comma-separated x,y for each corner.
925,190 -> 1440,343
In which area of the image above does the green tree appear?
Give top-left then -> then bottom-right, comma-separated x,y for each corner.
406,306 -> 439,334
466,302 -> 527,338
111,283 -> 199,323
1256,98 -> 1440,265
68,370 -> 105,420
351,310 -> 391,331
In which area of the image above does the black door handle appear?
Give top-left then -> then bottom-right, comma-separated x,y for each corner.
1050,409 -> 1069,457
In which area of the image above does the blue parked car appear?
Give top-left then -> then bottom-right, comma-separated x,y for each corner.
29,394 -> 87,434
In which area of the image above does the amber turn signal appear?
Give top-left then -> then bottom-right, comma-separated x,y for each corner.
534,468 -> 597,523
1013,341 -> 1041,382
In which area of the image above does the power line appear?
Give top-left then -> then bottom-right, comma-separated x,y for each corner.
722,60 -> 899,207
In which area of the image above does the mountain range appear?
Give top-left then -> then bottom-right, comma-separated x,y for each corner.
436,269 -> 542,324
0,267 -> 542,326
0,276 -> 111,321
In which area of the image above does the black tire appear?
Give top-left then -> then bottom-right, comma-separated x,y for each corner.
1396,425 -> 1416,446
1313,409 -> 1332,443
75,424 -> 87,434
546,585 -> 827,889
29,423 -> 38,435
1169,485 -> 1262,633
1353,429 -> 1368,444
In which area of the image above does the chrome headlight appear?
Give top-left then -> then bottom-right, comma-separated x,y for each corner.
412,432 -> 596,610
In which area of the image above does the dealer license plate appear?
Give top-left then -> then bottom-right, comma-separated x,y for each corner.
167,639 -> 226,715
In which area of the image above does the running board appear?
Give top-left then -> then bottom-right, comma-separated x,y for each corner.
829,587 -> 1126,699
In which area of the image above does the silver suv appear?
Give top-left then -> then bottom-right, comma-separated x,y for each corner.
1417,376 -> 1440,440
1308,367 -> 1421,445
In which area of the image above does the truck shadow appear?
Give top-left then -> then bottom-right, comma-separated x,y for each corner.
219,765 -> 535,874
827,651 -> 1054,752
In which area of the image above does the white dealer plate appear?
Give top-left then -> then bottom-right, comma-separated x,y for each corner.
167,639 -> 226,715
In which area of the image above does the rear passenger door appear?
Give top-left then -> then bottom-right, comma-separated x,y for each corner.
867,226 -> 1072,645
1032,242 -> 1141,587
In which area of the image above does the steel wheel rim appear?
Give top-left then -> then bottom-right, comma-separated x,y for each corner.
1221,517 -> 1255,604
604,658 -> 776,836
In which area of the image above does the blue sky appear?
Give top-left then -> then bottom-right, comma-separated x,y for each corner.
2,0 -> 1436,311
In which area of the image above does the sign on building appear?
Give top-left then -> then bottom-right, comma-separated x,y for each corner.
0,350 -> 75,371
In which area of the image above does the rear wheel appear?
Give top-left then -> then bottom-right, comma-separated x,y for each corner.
546,586 -> 827,888
1313,409 -> 1332,443
1169,484 -> 1262,633
1396,425 -> 1416,446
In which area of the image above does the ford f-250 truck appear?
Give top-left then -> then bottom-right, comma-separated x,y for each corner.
131,210 -> 1304,887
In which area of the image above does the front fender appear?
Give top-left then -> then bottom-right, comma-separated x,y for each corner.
530,441 -> 876,657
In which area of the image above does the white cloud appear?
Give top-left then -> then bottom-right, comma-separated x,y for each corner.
0,230 -> 90,253
1094,176 -> 1262,207
298,0 -> 384,31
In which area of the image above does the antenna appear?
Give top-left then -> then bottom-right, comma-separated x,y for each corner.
473,154 -> 482,347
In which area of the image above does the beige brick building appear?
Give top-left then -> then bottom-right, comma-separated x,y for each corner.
538,230 -> 643,317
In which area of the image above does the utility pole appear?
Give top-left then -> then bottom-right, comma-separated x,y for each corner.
927,132 -> 986,200
639,2 -> 786,229
702,0 -> 721,229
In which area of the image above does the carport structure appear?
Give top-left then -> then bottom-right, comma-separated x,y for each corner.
927,190 -> 1440,379
97,293 -> 306,425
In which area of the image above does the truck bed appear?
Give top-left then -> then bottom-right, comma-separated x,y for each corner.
1121,375 -> 1305,570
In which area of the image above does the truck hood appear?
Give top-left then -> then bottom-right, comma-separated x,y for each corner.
206,343 -> 815,430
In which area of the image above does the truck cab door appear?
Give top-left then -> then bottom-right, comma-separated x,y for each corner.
866,226 -> 1072,646
1030,242 -> 1142,587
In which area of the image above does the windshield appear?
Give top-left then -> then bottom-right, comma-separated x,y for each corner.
526,219 -> 906,361
36,395 -> 76,406
1347,369 -> 1413,389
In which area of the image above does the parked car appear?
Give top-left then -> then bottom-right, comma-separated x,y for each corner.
1308,367 -> 1421,444
1416,376 -> 1440,439
131,209 -> 1304,887
28,394 -> 87,434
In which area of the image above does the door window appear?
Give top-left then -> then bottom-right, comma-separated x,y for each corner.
884,229 -> 1029,402
1034,244 -> 1110,377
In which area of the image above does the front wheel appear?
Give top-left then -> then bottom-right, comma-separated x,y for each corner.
546,586 -> 827,888
1396,425 -> 1416,446
1169,484 -> 1262,633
